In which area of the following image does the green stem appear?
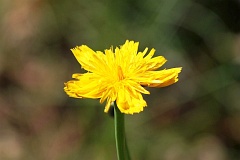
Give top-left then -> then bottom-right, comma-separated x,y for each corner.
114,104 -> 125,160
114,102 -> 131,160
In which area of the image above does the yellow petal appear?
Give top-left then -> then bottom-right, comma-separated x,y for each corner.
140,67 -> 182,87
64,73 -> 105,99
104,98 -> 112,113
145,55 -> 167,71
116,83 -> 147,114
71,46 -> 109,76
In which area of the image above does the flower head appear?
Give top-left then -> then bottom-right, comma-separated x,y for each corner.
64,40 -> 182,114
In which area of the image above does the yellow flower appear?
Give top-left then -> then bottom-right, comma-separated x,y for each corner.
64,40 -> 182,114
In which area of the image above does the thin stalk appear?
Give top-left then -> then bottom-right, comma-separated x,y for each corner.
114,104 -> 126,160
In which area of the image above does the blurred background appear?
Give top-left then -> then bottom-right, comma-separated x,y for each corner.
0,0 -> 240,159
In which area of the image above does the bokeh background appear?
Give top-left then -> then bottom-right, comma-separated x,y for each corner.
0,0 -> 240,159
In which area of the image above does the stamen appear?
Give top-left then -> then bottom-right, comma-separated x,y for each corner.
118,66 -> 124,80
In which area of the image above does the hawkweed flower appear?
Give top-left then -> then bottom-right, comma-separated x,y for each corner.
64,40 -> 182,114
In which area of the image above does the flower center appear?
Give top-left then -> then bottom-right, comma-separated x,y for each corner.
117,66 -> 124,80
